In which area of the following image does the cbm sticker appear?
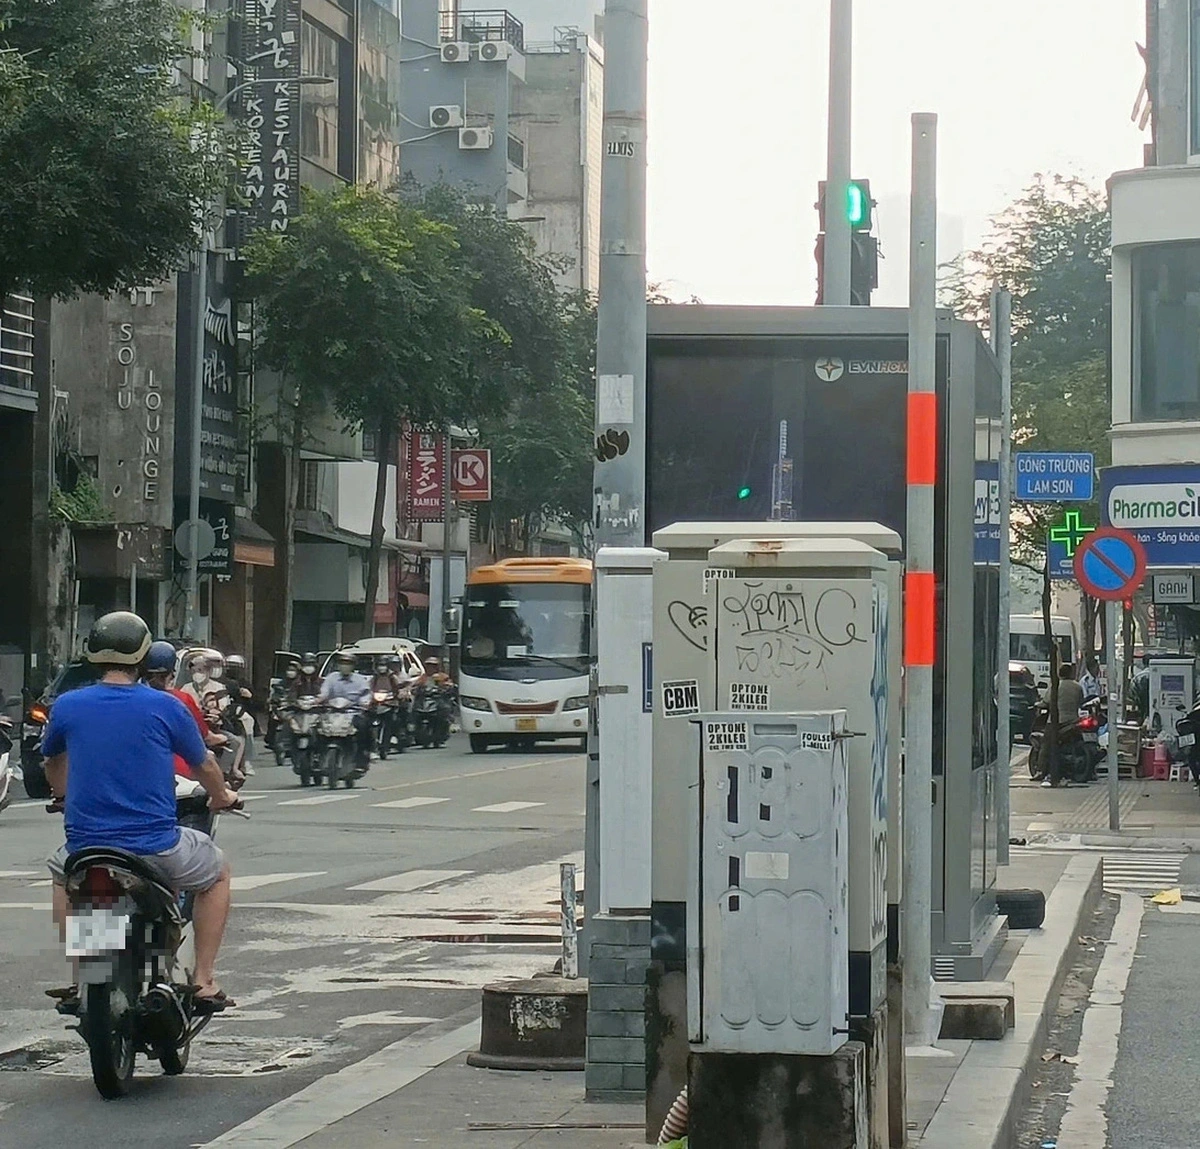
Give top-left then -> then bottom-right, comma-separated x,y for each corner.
662,679 -> 700,717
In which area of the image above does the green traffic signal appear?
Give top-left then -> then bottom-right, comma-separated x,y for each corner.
847,182 -> 869,229
737,486 -> 752,501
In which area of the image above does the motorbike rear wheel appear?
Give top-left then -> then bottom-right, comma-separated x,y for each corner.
157,1034 -> 190,1076
84,971 -> 137,1099
325,747 -> 341,789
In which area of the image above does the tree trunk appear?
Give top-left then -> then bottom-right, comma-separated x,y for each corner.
1042,554 -> 1061,783
279,390 -> 303,653
362,420 -> 392,632
1081,593 -> 1098,663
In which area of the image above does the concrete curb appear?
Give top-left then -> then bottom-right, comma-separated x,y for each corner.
917,852 -> 1103,1148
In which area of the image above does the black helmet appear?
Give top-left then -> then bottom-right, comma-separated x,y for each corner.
145,640 -> 178,675
86,612 -> 152,666
302,652 -> 317,664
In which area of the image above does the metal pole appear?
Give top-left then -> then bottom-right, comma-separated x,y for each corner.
903,112 -> 937,1046
441,432 -> 453,655
130,560 -> 137,617
586,0 -> 649,975
184,235 -> 208,641
823,0 -> 853,305
1108,599 -> 1122,830
995,289 -> 1013,865
561,862 -> 579,979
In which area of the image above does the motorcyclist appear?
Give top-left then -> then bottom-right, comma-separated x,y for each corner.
318,652 -> 372,769
294,653 -> 323,699
368,660 -> 397,757
42,613 -> 239,1012
266,660 -> 300,750
224,653 -> 257,776
143,641 -> 227,779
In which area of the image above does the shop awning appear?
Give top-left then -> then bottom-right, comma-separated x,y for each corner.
295,521 -> 427,555
233,518 -> 276,567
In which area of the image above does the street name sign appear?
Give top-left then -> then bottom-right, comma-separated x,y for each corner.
1015,452 -> 1094,501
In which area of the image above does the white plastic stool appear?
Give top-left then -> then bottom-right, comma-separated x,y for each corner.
1170,763 -> 1190,783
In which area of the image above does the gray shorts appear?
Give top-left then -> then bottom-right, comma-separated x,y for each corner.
48,828 -> 227,893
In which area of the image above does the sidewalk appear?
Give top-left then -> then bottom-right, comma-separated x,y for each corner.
202,848 -> 1103,1149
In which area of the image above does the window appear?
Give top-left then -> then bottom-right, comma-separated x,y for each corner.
297,461 -> 321,511
1133,243 -> 1200,421
301,21 -> 341,171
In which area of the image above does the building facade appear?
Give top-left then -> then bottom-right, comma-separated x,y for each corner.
1106,1 -> 1200,618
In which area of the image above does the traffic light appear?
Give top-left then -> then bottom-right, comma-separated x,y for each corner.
817,179 -> 873,232
737,485 -> 752,501
815,232 -> 879,306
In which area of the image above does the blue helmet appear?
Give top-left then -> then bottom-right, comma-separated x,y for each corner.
145,641 -> 178,675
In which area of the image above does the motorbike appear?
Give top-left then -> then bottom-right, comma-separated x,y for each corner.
20,698 -> 51,799
0,716 -> 15,814
54,780 -> 246,1099
369,688 -> 398,760
284,695 -> 322,786
411,681 -> 453,749
318,697 -> 364,788
1029,701 -> 1098,783
1175,701 -> 1200,786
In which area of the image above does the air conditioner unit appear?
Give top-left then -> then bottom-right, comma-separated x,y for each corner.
440,41 -> 471,64
478,41 -> 512,62
429,104 -> 464,129
459,126 -> 494,150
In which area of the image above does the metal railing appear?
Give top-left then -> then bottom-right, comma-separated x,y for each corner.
440,8 -> 525,52
0,292 -> 35,391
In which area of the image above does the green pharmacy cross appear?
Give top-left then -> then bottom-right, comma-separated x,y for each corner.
1049,510 -> 1095,558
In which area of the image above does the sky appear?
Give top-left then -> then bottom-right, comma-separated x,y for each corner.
643,0 -> 1149,306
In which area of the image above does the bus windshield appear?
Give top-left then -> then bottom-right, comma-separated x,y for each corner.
463,583 -> 591,677
1009,633 -> 1073,665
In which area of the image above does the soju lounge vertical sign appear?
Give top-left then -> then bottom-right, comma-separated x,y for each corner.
238,0 -> 301,235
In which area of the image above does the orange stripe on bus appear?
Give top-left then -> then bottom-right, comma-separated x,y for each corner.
906,392 -> 937,486
905,571 -> 936,667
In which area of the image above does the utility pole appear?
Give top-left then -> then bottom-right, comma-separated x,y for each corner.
184,237 -> 208,641
993,289 -> 1013,865
823,0 -> 853,306
584,0 -> 649,973
441,431 -> 453,656
904,112 -> 937,1047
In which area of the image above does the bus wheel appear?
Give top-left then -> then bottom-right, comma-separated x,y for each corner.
469,735 -> 490,754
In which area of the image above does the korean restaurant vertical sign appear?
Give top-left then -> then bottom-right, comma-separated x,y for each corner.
238,0 -> 302,235
406,433 -> 446,522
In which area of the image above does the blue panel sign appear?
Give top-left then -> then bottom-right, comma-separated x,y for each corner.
642,643 -> 653,713
1102,463 -> 1200,565
1046,538 -> 1077,581
974,462 -> 1000,564
1015,452 -> 1094,501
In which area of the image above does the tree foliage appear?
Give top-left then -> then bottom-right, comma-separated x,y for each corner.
944,174 -> 1111,567
0,0 -> 226,299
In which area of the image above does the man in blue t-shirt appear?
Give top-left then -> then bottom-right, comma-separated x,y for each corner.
43,613 -> 240,1010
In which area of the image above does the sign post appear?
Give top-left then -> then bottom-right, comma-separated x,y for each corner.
1073,527 -> 1148,831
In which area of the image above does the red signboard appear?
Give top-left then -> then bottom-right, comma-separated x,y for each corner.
405,432 -> 445,521
451,448 -> 492,502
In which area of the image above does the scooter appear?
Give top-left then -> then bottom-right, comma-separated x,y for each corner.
53,781 -> 246,1099
318,697 -> 364,788
411,681 -> 453,749
283,695 -> 322,786
1175,701 -> 1200,787
1029,703 -> 1097,784
369,688 -> 398,760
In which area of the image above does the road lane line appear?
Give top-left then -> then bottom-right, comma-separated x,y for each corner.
278,793 -> 363,807
370,757 -> 579,793
371,796 -> 450,810
231,872 -> 328,891
1055,891 -> 1145,1145
0,870 -> 38,878
200,1013 -> 480,1147
348,869 -> 471,893
472,800 -> 544,814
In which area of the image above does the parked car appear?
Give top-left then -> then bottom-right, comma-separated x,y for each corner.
1009,661 -> 1039,743
21,659 -> 102,797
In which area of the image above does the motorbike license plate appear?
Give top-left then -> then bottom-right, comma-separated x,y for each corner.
516,717 -> 538,732
1182,733 -> 1197,748
1082,732 -> 1099,743
66,908 -> 130,957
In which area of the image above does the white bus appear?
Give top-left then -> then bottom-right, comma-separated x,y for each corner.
458,557 -> 593,753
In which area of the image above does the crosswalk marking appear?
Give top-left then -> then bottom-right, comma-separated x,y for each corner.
0,870 -> 38,878
1102,852 -> 1185,895
471,801 -> 544,814
348,869 -> 471,893
232,872 -> 327,891
278,792 -> 362,807
371,796 -> 450,810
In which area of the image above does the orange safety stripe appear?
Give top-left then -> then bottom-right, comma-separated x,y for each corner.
905,571 -> 936,667
906,392 -> 937,486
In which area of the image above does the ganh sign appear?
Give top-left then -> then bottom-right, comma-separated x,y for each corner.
1015,452 -> 1094,502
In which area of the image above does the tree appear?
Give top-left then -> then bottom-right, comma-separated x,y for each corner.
407,183 -> 597,551
946,174 -> 1111,777
244,186 -> 507,636
0,0 -> 226,301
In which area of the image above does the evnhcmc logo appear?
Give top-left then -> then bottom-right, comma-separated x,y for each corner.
1107,483 -> 1200,529
815,357 -> 844,382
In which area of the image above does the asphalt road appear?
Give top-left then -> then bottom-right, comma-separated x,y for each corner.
0,737 -> 585,1147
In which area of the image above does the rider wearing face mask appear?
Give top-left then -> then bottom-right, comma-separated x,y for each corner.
318,652 -> 373,769
143,642 -> 227,780
294,654 -> 323,699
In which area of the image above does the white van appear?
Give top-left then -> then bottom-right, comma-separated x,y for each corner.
1009,615 -> 1077,690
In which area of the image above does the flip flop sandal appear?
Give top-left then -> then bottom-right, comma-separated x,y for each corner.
45,985 -> 78,1001
193,989 -> 236,1014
